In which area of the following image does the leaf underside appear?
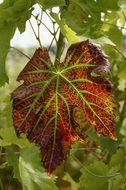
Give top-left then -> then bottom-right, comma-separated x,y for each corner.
12,40 -> 117,173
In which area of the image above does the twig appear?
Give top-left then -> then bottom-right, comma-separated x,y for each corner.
48,27 -> 59,51
48,36 -> 55,51
72,155 -> 120,179
113,46 -> 126,60
29,20 -> 42,48
52,21 -> 58,45
37,11 -> 43,48
32,13 -> 53,35
54,31 -> 64,67
45,10 -> 54,23
10,47 -> 31,60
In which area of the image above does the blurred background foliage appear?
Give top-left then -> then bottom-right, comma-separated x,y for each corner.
0,0 -> 126,189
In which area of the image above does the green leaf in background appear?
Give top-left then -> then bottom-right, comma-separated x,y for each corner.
19,146 -> 57,190
109,149 -> 124,171
0,127 -> 32,148
109,175 -> 124,190
0,102 -> 13,128
102,11 -> 122,48
86,128 -> 120,153
6,146 -> 21,182
119,0 -> 126,10
118,58 -> 126,80
96,0 -> 119,10
62,0 -> 124,45
62,2 -> 89,35
0,25 -> 16,86
108,149 -> 124,190
105,27 -> 122,48
36,0 -> 66,9
17,9 -> 33,33
104,45 -> 126,81
0,0 -> 35,86
51,12 -> 80,43
62,0 -> 103,38
63,173 -> 79,190
79,161 -> 109,190
5,145 -> 57,190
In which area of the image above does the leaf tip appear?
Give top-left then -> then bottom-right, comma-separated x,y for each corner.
110,133 -> 117,141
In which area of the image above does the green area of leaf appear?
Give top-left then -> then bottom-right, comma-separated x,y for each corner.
62,1 -> 103,38
4,145 -> 57,190
86,127 -> 121,153
37,0 -> 65,9
6,146 -> 21,181
19,146 -> 57,190
96,0 -> 119,10
109,149 -> 124,170
0,0 -> 35,86
79,161 -> 109,190
0,24 -> 16,86
62,0 -> 124,48
0,127 -> 32,148
51,12 -> 80,43
104,45 -> 126,80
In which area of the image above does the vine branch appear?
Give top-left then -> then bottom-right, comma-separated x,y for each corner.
54,31 -> 64,67
10,47 -> 31,60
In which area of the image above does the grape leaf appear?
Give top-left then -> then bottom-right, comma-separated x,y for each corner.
79,161 -> 109,190
0,127 -> 32,148
0,0 -> 35,86
12,40 -> 117,173
62,0 -> 121,40
0,24 -> 16,86
51,12 -> 80,43
19,146 -> 57,190
6,146 -> 21,182
36,0 -> 66,9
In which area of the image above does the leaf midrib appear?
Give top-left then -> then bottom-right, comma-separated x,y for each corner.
49,75 -> 60,171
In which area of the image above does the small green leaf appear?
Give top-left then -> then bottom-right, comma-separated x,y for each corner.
6,146 -> 21,181
86,128 -> 120,153
96,0 -> 119,10
19,146 -> 57,190
0,24 -> 16,86
118,59 -> 126,80
0,127 -> 32,148
109,175 -> 124,190
109,149 -> 124,169
79,161 -> 109,190
51,12 -> 80,43
17,9 -> 33,33
99,136 -> 120,153
0,0 -> 35,86
92,37 -> 115,46
37,0 -> 65,9
104,26 -> 122,48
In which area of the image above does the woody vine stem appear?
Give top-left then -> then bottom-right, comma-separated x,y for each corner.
54,31 -> 64,67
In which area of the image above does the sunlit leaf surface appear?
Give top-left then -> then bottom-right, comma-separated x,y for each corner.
12,40 -> 117,173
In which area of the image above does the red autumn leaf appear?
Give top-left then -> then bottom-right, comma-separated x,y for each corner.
12,40 -> 117,173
